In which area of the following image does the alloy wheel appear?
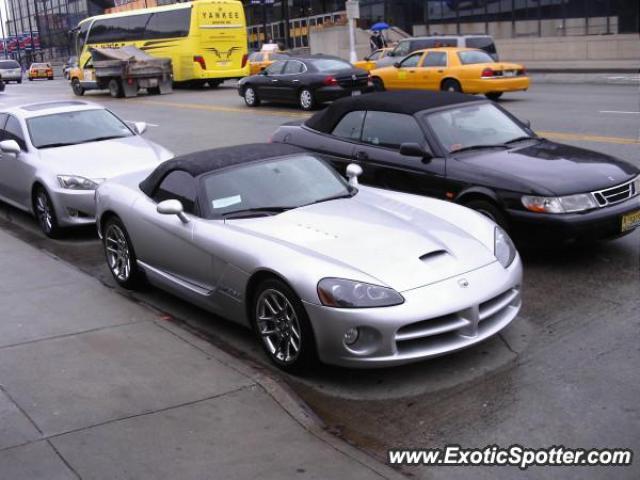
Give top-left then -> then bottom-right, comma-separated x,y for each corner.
256,289 -> 302,364
300,90 -> 313,110
245,87 -> 256,105
105,224 -> 131,282
35,191 -> 54,235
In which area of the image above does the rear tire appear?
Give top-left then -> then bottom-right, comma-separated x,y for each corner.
464,199 -> 508,231
243,86 -> 260,107
252,278 -> 317,373
441,79 -> 462,93
299,88 -> 316,111
71,78 -> 85,96
147,86 -> 161,95
485,92 -> 503,101
108,78 -> 123,98
102,216 -> 144,290
372,77 -> 385,91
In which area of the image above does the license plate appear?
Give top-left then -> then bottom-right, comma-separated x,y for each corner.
621,209 -> 640,232
351,90 -> 361,96
216,61 -> 230,67
503,70 -> 516,77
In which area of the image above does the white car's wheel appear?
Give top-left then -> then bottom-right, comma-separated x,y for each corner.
103,216 -> 144,289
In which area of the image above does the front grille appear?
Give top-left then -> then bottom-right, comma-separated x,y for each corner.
394,288 -> 520,356
593,179 -> 637,207
336,74 -> 368,89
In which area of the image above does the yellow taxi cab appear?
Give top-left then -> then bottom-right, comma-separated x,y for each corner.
28,63 -> 54,81
370,47 -> 529,100
353,47 -> 394,72
248,50 -> 289,76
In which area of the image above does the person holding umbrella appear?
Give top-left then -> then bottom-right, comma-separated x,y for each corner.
369,21 -> 389,52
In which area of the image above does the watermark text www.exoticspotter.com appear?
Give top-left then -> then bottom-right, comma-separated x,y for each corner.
388,445 -> 633,470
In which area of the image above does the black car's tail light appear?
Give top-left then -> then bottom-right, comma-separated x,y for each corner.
323,75 -> 338,86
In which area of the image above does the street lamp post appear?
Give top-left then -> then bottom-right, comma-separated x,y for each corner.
346,0 -> 359,63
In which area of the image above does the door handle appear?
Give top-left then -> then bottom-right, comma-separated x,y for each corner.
271,79 -> 279,83
355,151 -> 369,161
292,79 -> 300,83
437,70 -> 444,73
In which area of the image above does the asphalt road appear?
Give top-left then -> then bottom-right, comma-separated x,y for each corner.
1,79 -> 639,479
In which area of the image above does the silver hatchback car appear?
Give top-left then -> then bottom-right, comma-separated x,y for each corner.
0,59 -> 23,83
0,100 -> 173,237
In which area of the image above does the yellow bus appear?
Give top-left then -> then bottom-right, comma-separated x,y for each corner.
73,0 -> 249,86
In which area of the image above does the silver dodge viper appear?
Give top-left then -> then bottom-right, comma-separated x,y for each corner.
96,143 -> 522,371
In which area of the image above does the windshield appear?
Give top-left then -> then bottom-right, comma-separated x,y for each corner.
0,60 -> 19,69
458,50 -> 494,65
202,155 -> 351,218
424,103 -> 528,153
311,59 -> 352,72
27,109 -> 134,149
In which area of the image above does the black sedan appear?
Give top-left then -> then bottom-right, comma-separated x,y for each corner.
237,55 -> 370,111
271,91 -> 640,244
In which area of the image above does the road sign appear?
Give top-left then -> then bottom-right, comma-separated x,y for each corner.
346,0 -> 360,20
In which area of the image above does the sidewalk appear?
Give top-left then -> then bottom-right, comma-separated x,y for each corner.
0,228 -> 402,480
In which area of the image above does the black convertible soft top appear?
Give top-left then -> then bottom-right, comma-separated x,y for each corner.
305,90 -> 483,134
139,143 -> 305,196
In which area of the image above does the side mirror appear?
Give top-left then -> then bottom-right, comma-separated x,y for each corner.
346,163 -> 363,188
400,142 -> 432,162
393,62 -> 401,68
157,199 -> 189,223
261,69 -> 269,76
133,122 -> 147,135
0,139 -> 21,155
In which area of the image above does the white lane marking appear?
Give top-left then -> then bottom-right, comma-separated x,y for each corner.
599,110 -> 640,114
125,120 -> 159,127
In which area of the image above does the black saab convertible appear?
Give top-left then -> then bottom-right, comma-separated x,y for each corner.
271,91 -> 640,244
237,55 -> 370,111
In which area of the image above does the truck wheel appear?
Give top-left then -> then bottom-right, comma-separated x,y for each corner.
147,86 -> 161,95
71,79 -> 85,96
108,79 -> 123,98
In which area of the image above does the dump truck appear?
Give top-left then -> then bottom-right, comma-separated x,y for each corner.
70,46 -> 172,98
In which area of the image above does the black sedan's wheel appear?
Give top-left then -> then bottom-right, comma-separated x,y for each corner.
464,199 -> 508,231
299,88 -> 316,111
485,92 -> 503,101
108,79 -> 123,98
372,77 -> 385,91
33,186 -> 61,238
253,278 -> 317,372
243,86 -> 260,107
103,216 -> 143,289
71,78 -> 85,96
441,79 -> 462,93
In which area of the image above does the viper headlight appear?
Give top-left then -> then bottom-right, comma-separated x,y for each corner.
57,175 -> 103,191
317,278 -> 404,308
494,226 -> 516,268
521,193 -> 598,214
633,175 -> 640,195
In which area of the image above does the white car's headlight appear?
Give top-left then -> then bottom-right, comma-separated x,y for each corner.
494,226 -> 516,268
57,175 -> 104,190
521,193 -> 598,214
633,175 -> 640,195
317,278 -> 404,308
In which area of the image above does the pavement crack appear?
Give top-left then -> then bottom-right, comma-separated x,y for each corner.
498,333 -> 517,356
0,384 -> 44,435
47,440 -> 83,480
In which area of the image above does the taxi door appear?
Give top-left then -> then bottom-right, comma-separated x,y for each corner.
389,52 -> 424,90
417,51 -> 449,91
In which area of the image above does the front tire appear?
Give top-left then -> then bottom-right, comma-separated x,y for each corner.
441,78 -> 462,93
299,88 -> 316,111
243,86 -> 260,107
108,78 -> 123,98
103,216 -> 144,289
33,186 -> 61,238
464,199 -> 508,231
71,79 -> 85,96
253,278 -> 317,372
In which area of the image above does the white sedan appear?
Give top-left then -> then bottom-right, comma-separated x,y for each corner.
0,100 -> 173,237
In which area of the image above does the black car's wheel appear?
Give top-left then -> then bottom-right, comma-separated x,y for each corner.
108,79 -> 123,98
441,79 -> 462,93
252,278 -> 317,372
464,199 -> 508,231
485,92 -> 503,101
243,86 -> 261,107
102,216 -> 144,290
71,78 -> 85,96
299,88 -> 316,111
33,186 -> 61,238
372,77 -> 385,91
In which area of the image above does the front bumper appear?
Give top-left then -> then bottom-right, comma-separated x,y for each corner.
48,188 -> 97,227
508,194 -> 640,244
303,258 -> 522,368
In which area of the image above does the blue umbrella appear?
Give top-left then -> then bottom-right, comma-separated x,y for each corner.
370,22 -> 390,31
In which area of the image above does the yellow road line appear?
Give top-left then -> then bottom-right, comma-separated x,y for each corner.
128,99 -> 640,145
538,130 -> 640,145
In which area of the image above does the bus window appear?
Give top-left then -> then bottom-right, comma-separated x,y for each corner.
145,10 -> 191,40
89,14 -> 150,44
77,21 -> 90,55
